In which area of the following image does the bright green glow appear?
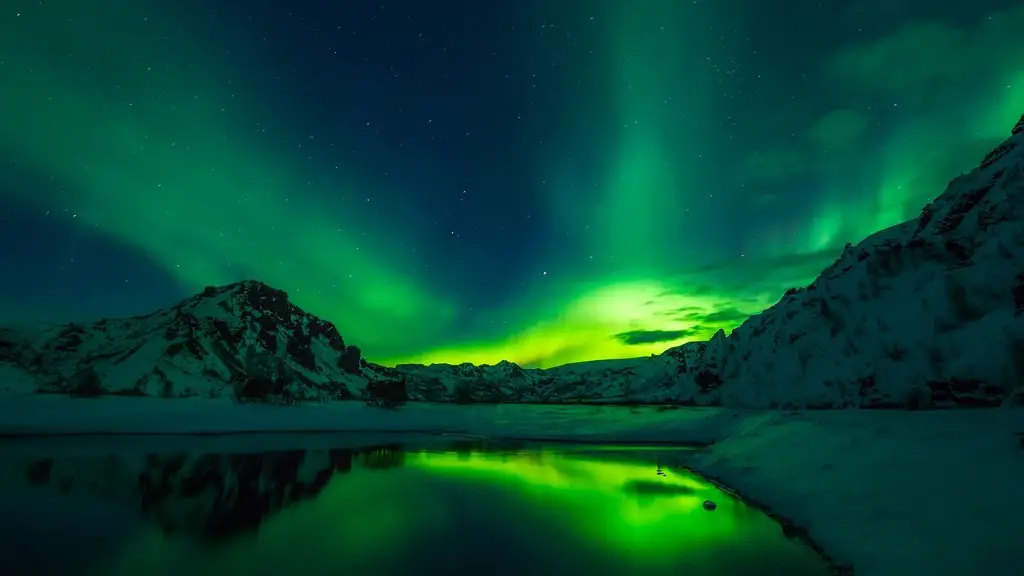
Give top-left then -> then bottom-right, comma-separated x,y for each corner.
4,2 -> 1021,368
386,279 -> 764,368
406,448 -> 730,555
870,77 -> 1024,236
105,447 -> 826,574
979,70 -> 1024,135
107,454 -> 442,575
757,8 -> 1024,274
599,137 -> 680,267
590,0 -> 701,268
806,197 -> 847,253
416,2 -> 728,368
0,3 -> 456,359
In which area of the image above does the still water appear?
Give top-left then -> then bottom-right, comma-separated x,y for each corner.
0,439 -> 831,575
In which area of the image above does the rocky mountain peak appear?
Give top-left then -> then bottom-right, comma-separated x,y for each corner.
187,280 -> 348,357
0,279 -> 370,402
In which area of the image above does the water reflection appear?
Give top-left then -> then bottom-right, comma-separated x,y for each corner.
1,440 -> 831,575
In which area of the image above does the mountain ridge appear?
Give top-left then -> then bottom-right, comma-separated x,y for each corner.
3,113 -> 1023,409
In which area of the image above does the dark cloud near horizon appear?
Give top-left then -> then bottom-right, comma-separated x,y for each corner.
615,328 -> 700,346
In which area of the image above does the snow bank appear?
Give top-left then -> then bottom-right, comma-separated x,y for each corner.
686,408 -> 1024,576
0,396 -> 734,444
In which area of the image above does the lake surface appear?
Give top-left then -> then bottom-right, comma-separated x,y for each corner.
0,438 -> 831,575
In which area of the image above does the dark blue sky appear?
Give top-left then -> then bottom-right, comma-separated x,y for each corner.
1,0 -> 1021,366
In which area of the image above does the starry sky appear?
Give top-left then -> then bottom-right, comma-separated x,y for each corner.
0,0 -> 1022,368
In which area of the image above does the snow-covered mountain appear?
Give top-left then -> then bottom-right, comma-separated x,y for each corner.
403,113 -> 1024,409
0,282 -> 381,402
694,113 -> 1024,409
1,113 -> 1022,409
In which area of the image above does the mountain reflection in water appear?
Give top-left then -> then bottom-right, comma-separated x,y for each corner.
1,440 -> 831,575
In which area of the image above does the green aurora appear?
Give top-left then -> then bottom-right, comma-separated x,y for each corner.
0,1 -> 1021,367
102,447 -> 827,574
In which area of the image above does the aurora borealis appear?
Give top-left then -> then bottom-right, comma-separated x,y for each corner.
1,0 -> 1022,367
99,447 -> 827,575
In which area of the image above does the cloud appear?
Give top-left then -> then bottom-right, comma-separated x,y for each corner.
687,246 -> 842,285
614,328 -> 698,346
648,247 -> 845,330
805,109 -> 866,150
739,6 -> 1024,186
737,109 -> 868,183
879,133 -> 1009,214
737,147 -> 809,182
826,7 -> 1024,100
695,308 -> 756,325
650,249 -> 844,320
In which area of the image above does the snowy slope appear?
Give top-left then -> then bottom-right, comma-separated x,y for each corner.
0,282 -> 384,402
381,113 -> 1024,409
685,407 -> 1024,576
1,113 -> 1022,409
390,341 -> 710,404
676,113 -> 1024,409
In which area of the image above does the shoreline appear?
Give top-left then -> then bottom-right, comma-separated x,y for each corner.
694,469 -> 853,575
0,396 -> 1019,575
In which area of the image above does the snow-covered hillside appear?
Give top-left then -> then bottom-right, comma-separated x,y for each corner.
687,113 -> 1024,409
389,113 -> 1024,409
1,113 -> 1022,409
0,282 -> 384,402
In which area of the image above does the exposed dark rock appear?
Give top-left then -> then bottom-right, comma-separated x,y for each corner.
341,345 -> 362,374
694,370 -> 723,394
364,377 -> 408,408
68,367 -> 103,397
926,379 -> 1004,408
1014,273 -> 1024,313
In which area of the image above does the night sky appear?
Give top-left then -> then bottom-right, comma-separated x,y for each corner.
1,0 -> 1022,367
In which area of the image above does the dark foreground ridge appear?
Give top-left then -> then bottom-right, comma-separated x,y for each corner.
2,113 -> 1023,410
